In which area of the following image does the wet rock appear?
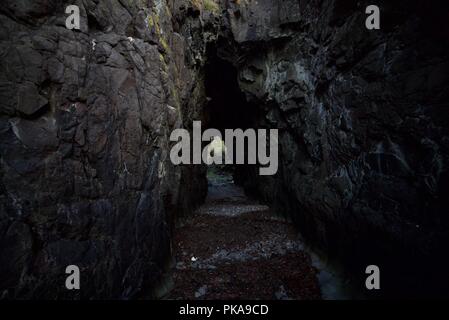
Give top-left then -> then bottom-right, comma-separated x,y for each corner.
1,0 -> 449,300
227,0 -> 449,298
0,0 -> 208,299
168,175 -> 321,300
194,285 -> 207,298
16,83 -> 48,116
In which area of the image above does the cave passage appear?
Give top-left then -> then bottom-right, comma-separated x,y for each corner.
202,44 -> 259,185
203,45 -> 255,133
165,46 -> 347,300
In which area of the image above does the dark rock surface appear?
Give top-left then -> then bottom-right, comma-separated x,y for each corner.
220,0 -> 449,297
1,0 -> 449,299
0,0 -> 211,299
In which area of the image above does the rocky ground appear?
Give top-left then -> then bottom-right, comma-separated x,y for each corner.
2,0 -> 448,299
166,168 -> 321,300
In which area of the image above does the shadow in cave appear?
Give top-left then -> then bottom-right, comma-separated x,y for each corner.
165,45 -> 337,300
202,44 -> 259,188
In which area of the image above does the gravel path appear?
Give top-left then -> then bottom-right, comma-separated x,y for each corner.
166,170 -> 322,300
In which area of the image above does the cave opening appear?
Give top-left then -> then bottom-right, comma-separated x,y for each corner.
202,44 -> 259,189
168,46 -> 336,299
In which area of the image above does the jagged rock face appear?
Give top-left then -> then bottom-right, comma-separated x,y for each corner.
223,0 -> 449,296
0,0 -> 211,298
1,0 -> 449,299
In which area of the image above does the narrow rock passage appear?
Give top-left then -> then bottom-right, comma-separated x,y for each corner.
167,169 -> 321,300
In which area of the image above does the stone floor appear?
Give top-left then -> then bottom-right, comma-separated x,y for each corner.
165,169 -> 322,300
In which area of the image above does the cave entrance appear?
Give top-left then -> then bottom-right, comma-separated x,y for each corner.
203,44 -> 258,188
169,46 -> 326,299
167,44 -> 336,300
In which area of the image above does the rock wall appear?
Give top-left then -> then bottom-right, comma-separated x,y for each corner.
0,0 -> 214,299
1,0 -> 449,299
221,0 -> 449,297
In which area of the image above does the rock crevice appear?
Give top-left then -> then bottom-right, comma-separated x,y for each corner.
1,0 -> 449,298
